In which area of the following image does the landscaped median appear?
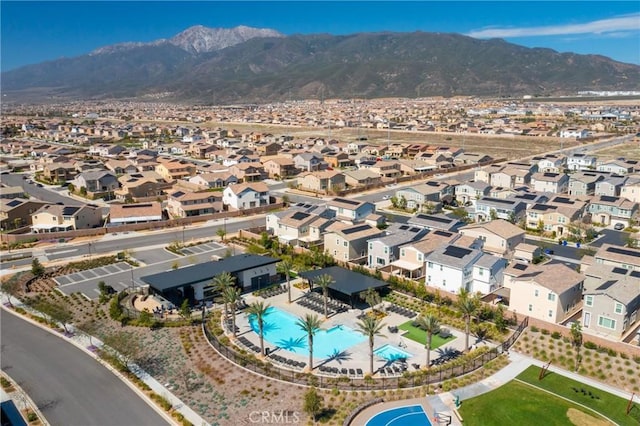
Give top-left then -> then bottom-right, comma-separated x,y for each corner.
458,365 -> 640,426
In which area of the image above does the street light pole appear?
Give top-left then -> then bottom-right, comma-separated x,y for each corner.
130,264 -> 135,294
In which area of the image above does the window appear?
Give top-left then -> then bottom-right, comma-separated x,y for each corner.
548,293 -> 556,302
528,304 -> 532,312
401,249 -> 405,257
614,303 -> 623,315
336,238 -> 340,245
369,243 -> 373,250
417,253 -> 423,261
598,316 -> 616,330
548,310 -> 553,318
442,279 -> 446,287
343,241 -> 347,247
428,262 -> 433,269
585,295 -> 593,307
440,265 -> 443,271
427,275 -> 431,282
534,290 -> 539,297
384,247 -> 388,254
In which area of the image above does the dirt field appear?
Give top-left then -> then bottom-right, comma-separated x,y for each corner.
591,141 -> 640,161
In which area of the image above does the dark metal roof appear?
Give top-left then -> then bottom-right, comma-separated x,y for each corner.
141,254 -> 279,292
299,266 -> 388,297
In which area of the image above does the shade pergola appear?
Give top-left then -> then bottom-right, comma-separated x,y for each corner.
299,266 -> 388,307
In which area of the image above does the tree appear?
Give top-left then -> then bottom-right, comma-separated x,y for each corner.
247,301 -> 271,356
67,183 -> 75,193
494,304 -> 507,333
79,186 -> 87,197
31,258 -> 45,277
102,331 -> 142,368
398,195 -> 407,210
451,207 -> 470,223
489,209 -> 498,221
457,289 -> 480,352
277,257 -> 294,304
222,286 -> 242,337
1,275 -> 21,307
216,227 -> 227,242
507,211 -> 517,224
570,322 -> 583,371
37,300 -> 73,333
302,387 -> 323,425
314,274 -> 333,319
356,315 -> 385,375
296,313 -> 322,371
416,314 -> 440,369
212,272 -> 234,318
360,288 -> 382,314
282,194 -> 290,206
179,299 -> 192,323
390,195 -> 399,209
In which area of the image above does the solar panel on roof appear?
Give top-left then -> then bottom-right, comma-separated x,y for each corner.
409,227 -> 421,233
483,197 -> 515,205
596,280 -> 617,291
553,197 -> 572,204
543,173 -> 558,178
443,246 -> 472,259
611,267 -> 628,275
62,206 -> 80,216
422,215 -> 452,224
606,246 -> 640,258
513,263 -> 528,271
600,195 -> 619,203
630,271 -> 640,278
6,199 -> 22,207
333,197 -> 359,206
517,193 -> 537,200
342,224 -> 371,235
172,191 -> 185,197
123,203 -> 152,209
433,230 -> 452,237
291,212 -> 310,221
399,225 -> 409,230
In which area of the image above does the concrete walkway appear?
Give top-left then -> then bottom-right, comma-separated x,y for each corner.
1,293 -> 208,426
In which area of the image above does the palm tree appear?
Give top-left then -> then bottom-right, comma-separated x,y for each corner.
457,289 -> 479,352
356,315 -> 385,375
277,257 -> 294,304
223,286 -> 243,337
416,314 -> 440,369
296,313 -> 322,371
314,274 -> 334,319
247,301 -> 271,357
212,272 -> 234,318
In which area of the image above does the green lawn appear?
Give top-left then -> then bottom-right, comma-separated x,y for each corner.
458,366 -> 640,426
398,320 -> 455,348
517,366 -> 640,426
458,380 -> 605,426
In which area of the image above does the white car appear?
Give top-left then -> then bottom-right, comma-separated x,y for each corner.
382,195 -> 390,200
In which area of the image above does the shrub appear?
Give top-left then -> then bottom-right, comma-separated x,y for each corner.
584,341 -> 597,350
540,329 -> 550,335
530,326 -> 539,332
607,348 -> 617,357
551,331 -> 561,340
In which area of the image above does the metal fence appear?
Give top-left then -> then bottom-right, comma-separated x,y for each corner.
202,316 -> 528,391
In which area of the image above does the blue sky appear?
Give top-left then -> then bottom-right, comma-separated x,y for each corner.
2,1 -> 639,71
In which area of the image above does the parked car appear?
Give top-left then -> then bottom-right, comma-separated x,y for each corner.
614,223 -> 625,231
36,183 -> 44,187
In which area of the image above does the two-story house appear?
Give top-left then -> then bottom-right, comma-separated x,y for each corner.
0,198 -> 47,230
114,171 -> 172,201
294,153 -> 324,172
620,176 -> 640,203
222,182 -> 270,210
167,191 -> 223,218
503,262 -> 585,324
31,204 -> 103,232
327,198 -> 375,223
73,170 -> 119,193
582,264 -> 640,340
407,213 -> 464,232
343,169 -> 382,188
298,171 -> 346,193
263,158 -> 297,179
473,197 -> 526,222
526,196 -> 587,237
588,195 -> 638,226
323,223 -> 384,262
568,171 -> 605,196
596,160 -> 633,175
567,153 -> 597,171
367,225 -> 428,268
594,175 -> 628,197
454,181 -> 491,206
228,163 -> 265,182
459,219 -> 525,257
530,172 -> 570,194
266,208 -> 334,247
536,154 -> 566,173
593,244 -> 640,271
396,181 -> 453,211
188,172 -> 238,189
155,159 -> 196,181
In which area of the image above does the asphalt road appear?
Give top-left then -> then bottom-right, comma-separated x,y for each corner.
2,172 -> 83,206
590,229 -> 629,248
0,311 -> 170,426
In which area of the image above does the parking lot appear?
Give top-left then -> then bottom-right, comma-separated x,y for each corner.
55,262 -> 135,297
179,241 -> 225,256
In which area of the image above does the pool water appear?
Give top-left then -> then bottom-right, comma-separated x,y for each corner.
248,306 -> 366,358
365,404 -> 432,426
374,344 -> 413,361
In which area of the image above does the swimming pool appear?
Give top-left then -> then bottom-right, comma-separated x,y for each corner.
374,344 -> 413,361
365,404 -> 432,426
248,306 -> 365,358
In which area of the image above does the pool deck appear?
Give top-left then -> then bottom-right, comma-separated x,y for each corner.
233,282 -> 471,376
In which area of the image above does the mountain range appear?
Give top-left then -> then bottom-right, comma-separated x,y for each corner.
3,25 -> 639,103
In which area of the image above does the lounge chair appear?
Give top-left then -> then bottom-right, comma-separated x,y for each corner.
356,368 -> 363,377
349,369 -> 356,376
341,368 -> 348,376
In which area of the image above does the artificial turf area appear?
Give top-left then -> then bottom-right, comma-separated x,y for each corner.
457,366 -> 640,426
398,320 -> 456,348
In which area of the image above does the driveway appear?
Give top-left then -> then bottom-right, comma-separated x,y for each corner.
1,310 -> 169,426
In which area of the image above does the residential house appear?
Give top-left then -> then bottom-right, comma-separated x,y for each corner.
228,163 -> 265,182
594,172 -> 627,196
343,169 -> 382,188
596,160 -> 633,175
114,171 -> 172,201
525,196 -> 587,237
323,152 -> 353,169
155,159 -> 196,181
407,213 -> 463,232
367,225 -> 428,268
474,164 -> 504,184
323,222 -> 384,262
31,204 -> 102,232
167,191 -> 223,218
327,198 -> 375,223
109,202 -> 163,225
0,199 -> 47,230
266,208 -> 334,247
559,128 -> 589,139
263,158 -> 297,179
568,171 -> 606,196
43,162 -> 77,182
588,195 -> 638,226
536,155 -> 566,173
490,167 -> 531,189
89,144 -> 126,157
453,152 -> 493,165
503,262 -> 584,323
474,197 -> 526,222
105,159 -> 138,175
459,219 -> 525,257
395,181 -> 452,211
368,161 -> 402,179
298,170 -> 346,193
0,187 -> 25,199
293,153 -> 324,172
222,182 -> 270,210
255,142 -> 282,157
424,244 -> 504,295
454,181 -> 491,205
582,264 -> 640,339
530,172 -> 569,194
567,153 -> 597,171
593,244 -> 640,271
188,172 -> 238,189
620,176 -> 640,203
72,170 -> 119,193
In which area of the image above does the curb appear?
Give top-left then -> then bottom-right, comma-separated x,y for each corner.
1,371 -> 50,426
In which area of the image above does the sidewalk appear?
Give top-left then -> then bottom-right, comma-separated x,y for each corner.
1,293 -> 209,426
